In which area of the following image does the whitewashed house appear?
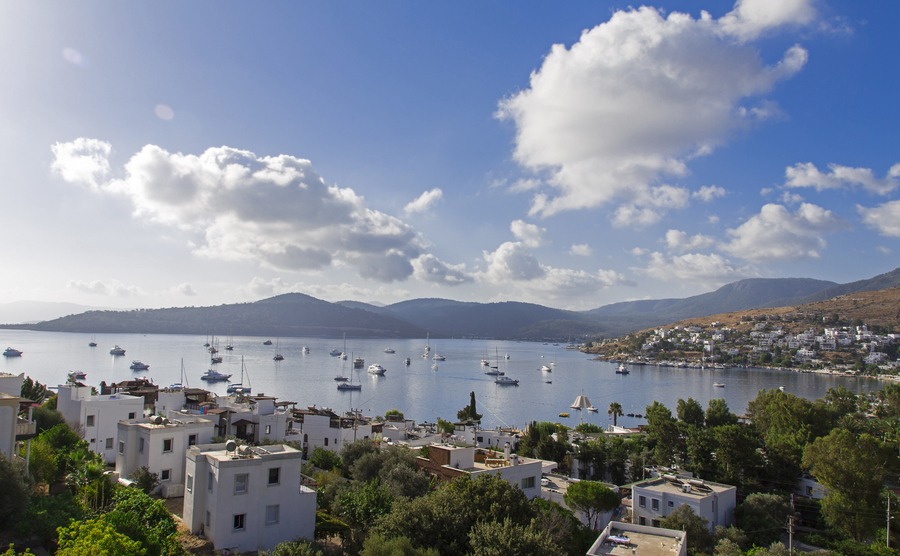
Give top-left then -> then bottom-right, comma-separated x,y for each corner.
182,442 -> 316,553
115,410 -> 215,497
56,383 -> 144,463
292,406 -> 376,454
416,443 -> 546,499
631,475 -> 736,532
208,394 -> 295,444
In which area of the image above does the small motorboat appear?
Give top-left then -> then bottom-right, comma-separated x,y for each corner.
713,382 -> 725,388
368,364 -> 387,375
558,412 -> 570,418
3,347 -> 22,357
337,382 -> 362,391
130,360 -> 150,371
494,376 -> 519,386
383,348 -> 395,354
109,345 -> 126,356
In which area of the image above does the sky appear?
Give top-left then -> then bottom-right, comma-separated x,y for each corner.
1,0 -> 898,312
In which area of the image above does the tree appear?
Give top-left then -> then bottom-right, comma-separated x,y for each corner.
644,401 -> 679,466
335,480 -> 395,546
734,493 -> 790,547
468,518 -> 564,556
531,497 -> 595,555
128,466 -> 160,494
0,456 -> 32,530
705,398 -> 738,428
20,376 -> 47,403
13,491 -> 84,548
607,402 -> 623,427
104,487 -> 185,556
456,391 -> 483,422
360,534 -> 439,556
563,480 -> 620,530
436,418 -> 454,434
384,408 -> 404,420
56,518 -> 146,556
340,439 -> 379,473
660,505 -> 714,555
261,539 -> 328,556
309,447 -> 342,471
677,398 -> 705,427
802,428 -> 886,540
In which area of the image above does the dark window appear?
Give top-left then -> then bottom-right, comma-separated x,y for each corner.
268,467 -> 280,485
163,438 -> 173,452
233,514 -> 246,530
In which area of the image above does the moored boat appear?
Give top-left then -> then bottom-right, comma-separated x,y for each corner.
110,345 -> 126,356
367,364 -> 387,375
494,375 -> 519,386
3,347 -> 22,357
337,382 -> 362,391
200,369 -> 232,382
130,360 -> 150,371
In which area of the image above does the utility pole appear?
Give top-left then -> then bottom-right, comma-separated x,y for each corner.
888,491 -> 891,549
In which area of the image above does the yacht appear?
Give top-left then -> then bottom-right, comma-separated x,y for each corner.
383,348 -> 395,354
3,347 -> 22,357
432,354 -> 446,361
263,340 -> 273,345
200,369 -> 232,382
494,376 -> 519,386
484,368 -> 505,376
334,375 -> 349,382
211,355 -> 223,364
329,348 -> 343,357
337,382 -> 362,391
109,345 -> 126,356
273,353 -> 284,361
303,346 -> 310,354
67,370 -> 87,381
353,357 -> 365,369
713,382 -> 726,388
616,363 -> 630,374
130,360 -> 150,371
367,364 -> 387,375
540,364 -> 552,372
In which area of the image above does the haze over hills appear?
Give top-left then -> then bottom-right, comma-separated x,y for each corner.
6,268 -> 900,340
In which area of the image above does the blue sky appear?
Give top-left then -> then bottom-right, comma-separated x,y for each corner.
1,0 -> 898,312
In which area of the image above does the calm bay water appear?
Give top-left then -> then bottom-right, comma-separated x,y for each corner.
0,330 -> 878,429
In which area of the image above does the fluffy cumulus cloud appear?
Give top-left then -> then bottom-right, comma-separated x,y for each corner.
665,229 -> 716,252
857,201 -> 900,237
52,140 -> 466,285
176,283 -> 197,296
510,220 -> 545,247
497,0 -> 812,221
785,161 -> 900,195
693,185 -> 727,202
411,254 -> 473,285
723,202 -> 844,261
67,279 -> 142,297
643,252 -> 745,285
479,240 -> 625,305
569,243 -> 593,256
403,188 -> 443,215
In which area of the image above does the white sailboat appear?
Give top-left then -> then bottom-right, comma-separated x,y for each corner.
227,357 -> 252,394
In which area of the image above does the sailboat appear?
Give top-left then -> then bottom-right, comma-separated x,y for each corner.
227,357 -> 252,394
484,347 -> 504,376
88,334 -> 97,347
169,359 -> 189,390
273,339 -> 284,361
337,355 -> 361,390
423,332 -> 431,358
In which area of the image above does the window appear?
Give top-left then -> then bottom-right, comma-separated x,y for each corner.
161,469 -> 171,481
205,511 -> 211,527
233,513 -> 245,531
265,504 -> 279,525
86,415 -> 95,427
208,471 -> 214,492
324,438 -> 328,446
639,517 -> 647,526
521,476 -> 535,489
186,474 -> 193,493
139,437 -> 145,454
118,441 -> 125,454
105,437 -> 113,449
652,519 -> 661,527
638,495 -> 647,508
651,498 -> 660,511
128,412 -> 136,419
234,473 -> 248,495
188,434 -> 197,446
265,425 -> 271,435
667,500 -> 674,508
162,438 -> 173,453
268,467 -> 280,485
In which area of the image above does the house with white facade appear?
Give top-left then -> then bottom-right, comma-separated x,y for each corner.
291,406 -> 377,455
586,521 -> 686,556
182,442 -> 316,553
115,410 -> 215,497
207,394 -> 296,444
631,475 -> 736,532
56,383 -> 144,463
416,443 -> 546,499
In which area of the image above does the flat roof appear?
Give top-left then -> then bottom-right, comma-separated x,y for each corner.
635,477 -> 734,496
588,523 -> 684,556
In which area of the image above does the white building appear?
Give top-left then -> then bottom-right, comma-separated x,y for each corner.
631,475 -> 736,532
56,383 -> 144,463
0,392 -> 21,460
416,443 -> 546,499
115,410 -> 215,498
586,521 -> 686,556
182,442 -> 316,553
208,394 -> 295,444
292,406 -> 377,454
0,372 -> 25,397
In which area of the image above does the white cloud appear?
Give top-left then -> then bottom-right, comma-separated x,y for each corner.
411,254 -> 473,285
176,283 -> 197,296
707,215 -> 720,224
693,185 -> 726,202
51,138 -> 111,191
52,140 -> 437,283
718,0 -> 817,41
510,220 -> 545,247
665,229 -> 716,252
497,1 -> 812,222
780,191 -> 804,204
643,251 -> 746,285
723,202 -> 844,261
155,104 -> 175,121
569,243 -> 593,256
876,246 -> 892,255
67,279 -> 142,297
785,161 -> 900,195
481,242 -> 546,282
403,188 -> 443,215
858,201 -> 900,237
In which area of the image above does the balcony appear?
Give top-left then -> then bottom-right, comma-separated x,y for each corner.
15,418 -> 37,440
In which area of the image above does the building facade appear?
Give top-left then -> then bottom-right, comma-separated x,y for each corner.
631,475 -> 736,532
56,384 -> 144,463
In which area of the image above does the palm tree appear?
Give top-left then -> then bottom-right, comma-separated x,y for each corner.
608,402 -> 623,427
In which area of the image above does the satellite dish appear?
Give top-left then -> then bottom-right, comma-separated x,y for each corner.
225,439 -> 237,453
